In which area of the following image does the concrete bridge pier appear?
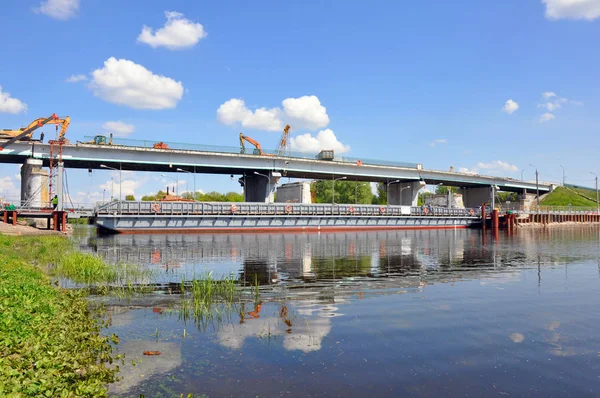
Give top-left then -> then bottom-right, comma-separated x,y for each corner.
241,171 -> 280,202
20,158 -> 49,207
460,186 -> 492,209
388,181 -> 424,206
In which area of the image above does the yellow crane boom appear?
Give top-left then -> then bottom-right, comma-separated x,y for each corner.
0,114 -> 70,150
276,125 -> 291,156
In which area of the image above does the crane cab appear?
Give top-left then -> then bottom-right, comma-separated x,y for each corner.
94,135 -> 108,145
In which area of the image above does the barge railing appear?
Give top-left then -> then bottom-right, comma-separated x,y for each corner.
95,201 -> 481,218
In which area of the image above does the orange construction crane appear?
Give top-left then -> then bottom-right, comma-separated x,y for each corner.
239,133 -> 274,157
276,125 -> 291,156
0,114 -> 70,150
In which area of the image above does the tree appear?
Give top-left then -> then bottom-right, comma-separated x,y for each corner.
125,194 -> 135,201
375,183 -> 386,204
497,192 -> 518,203
435,185 -> 458,194
142,189 -> 244,202
311,180 -> 372,204
141,190 -> 166,201
418,191 -> 432,206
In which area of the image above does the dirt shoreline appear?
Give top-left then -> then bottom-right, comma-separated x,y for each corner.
0,221 -> 71,236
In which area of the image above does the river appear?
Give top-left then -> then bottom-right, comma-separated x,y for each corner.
73,227 -> 600,397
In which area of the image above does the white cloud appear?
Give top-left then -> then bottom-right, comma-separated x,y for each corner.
542,0 -> 600,20
429,138 -> 448,147
66,74 -> 87,83
217,99 -> 282,131
502,99 -> 519,114
137,11 -> 207,50
99,172 -> 148,199
458,167 -> 478,174
102,121 -> 136,137
217,95 -> 330,132
476,160 -> 519,172
536,92 -> 579,121
538,101 -> 562,111
71,191 -> 102,204
281,96 -> 330,130
539,113 -> 556,123
35,0 -> 79,20
89,57 -> 184,110
0,176 -> 19,199
0,86 -> 27,114
289,129 -> 350,154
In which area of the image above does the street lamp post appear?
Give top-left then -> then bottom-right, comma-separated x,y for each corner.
101,164 -> 122,201
254,171 -> 272,203
161,174 -> 178,196
332,176 -> 347,204
177,168 -> 196,200
102,189 -> 106,203
386,179 -> 401,205
530,164 -> 540,209
560,165 -> 566,186
591,172 -> 599,214
521,169 -> 525,181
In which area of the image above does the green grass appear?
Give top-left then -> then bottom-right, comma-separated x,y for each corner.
179,272 -> 241,330
0,235 -> 154,292
0,235 -> 120,397
540,186 -> 597,207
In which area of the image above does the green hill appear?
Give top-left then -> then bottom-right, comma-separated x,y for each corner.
540,186 -> 597,207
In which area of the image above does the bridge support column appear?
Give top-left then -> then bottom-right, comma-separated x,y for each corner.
388,181 -> 424,206
460,186 -> 492,209
242,171 -> 280,203
20,158 -> 49,207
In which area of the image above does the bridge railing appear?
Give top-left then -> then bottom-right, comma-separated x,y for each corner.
82,136 -> 420,169
96,201 -> 480,218
522,206 -> 599,215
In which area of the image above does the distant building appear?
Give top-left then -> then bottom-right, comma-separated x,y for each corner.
276,182 -> 312,204
424,193 -> 464,208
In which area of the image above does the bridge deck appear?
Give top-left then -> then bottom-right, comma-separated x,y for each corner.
0,140 -> 552,193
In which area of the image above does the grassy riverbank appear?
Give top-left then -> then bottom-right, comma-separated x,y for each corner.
0,235 -> 120,397
541,186 -> 597,207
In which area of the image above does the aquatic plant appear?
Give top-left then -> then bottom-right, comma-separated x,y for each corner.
0,235 -> 121,397
178,272 -> 241,331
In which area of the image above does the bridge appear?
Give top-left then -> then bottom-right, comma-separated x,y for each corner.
0,138 -> 553,209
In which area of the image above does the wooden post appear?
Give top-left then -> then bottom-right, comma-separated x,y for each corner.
492,209 -> 499,231
481,203 -> 486,230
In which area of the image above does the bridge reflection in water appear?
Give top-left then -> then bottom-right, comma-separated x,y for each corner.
75,228 -> 600,291
86,227 -> 600,397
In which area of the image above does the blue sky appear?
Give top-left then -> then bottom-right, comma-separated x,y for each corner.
1,0 -> 599,202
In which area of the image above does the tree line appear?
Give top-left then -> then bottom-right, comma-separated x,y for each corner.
132,180 -> 507,205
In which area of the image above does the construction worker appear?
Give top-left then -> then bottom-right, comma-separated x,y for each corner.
51,195 -> 58,209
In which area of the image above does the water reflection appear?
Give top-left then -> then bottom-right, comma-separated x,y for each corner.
75,228 -> 600,291
70,227 -> 600,397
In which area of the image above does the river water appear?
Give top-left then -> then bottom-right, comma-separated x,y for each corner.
74,227 -> 600,397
